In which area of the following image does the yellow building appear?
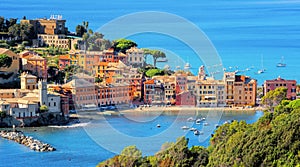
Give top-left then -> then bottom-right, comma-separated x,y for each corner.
20,51 -> 47,79
20,72 -> 38,90
38,34 -> 70,49
0,48 -> 19,74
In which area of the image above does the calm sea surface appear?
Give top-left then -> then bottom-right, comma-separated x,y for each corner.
1,0 -> 300,84
0,110 -> 263,167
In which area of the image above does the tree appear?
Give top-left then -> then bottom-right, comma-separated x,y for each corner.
40,105 -> 48,113
113,38 -> 137,53
142,48 -> 166,67
95,77 -> 103,83
0,54 -> 12,68
262,87 -> 287,111
75,25 -> 86,37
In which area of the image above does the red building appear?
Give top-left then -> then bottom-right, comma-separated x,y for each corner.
102,48 -> 119,63
176,91 -> 196,106
264,76 -> 297,100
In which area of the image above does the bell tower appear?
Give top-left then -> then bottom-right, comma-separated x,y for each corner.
38,80 -> 48,106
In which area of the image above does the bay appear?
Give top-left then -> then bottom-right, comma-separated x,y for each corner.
0,110 -> 263,167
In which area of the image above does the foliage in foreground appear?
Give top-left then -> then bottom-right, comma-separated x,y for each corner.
98,99 -> 300,167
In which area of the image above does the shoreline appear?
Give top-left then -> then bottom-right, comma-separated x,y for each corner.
117,106 -> 266,113
69,106 -> 266,120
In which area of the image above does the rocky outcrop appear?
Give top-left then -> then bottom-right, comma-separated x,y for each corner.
0,113 -> 69,128
0,130 -> 56,152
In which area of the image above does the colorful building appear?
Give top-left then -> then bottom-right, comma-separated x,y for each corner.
58,55 -> 71,70
20,51 -> 47,79
233,75 -> 257,106
264,76 -> 297,100
176,91 -> 196,106
126,47 -> 144,67
0,48 -> 20,75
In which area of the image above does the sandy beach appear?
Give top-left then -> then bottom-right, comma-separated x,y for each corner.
70,106 -> 266,120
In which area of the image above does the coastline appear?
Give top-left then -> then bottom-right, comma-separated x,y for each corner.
118,106 -> 266,113
69,106 -> 266,120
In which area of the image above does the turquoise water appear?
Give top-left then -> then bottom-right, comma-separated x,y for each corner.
0,110 -> 263,167
1,0 -> 300,84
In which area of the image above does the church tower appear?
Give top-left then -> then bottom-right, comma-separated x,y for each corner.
198,65 -> 206,80
38,80 -> 48,106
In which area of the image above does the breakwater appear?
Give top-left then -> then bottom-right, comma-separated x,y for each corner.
0,130 -> 56,152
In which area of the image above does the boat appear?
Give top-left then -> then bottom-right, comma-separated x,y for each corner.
181,126 -> 189,130
189,127 -> 197,131
187,117 -> 195,122
195,118 -> 204,124
276,56 -> 286,67
258,55 -> 265,74
157,58 -> 168,62
156,124 -> 161,128
203,122 -> 209,126
184,63 -> 191,70
194,130 -> 203,135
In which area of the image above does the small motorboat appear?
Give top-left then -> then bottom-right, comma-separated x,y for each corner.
156,124 -> 161,128
189,127 -> 197,131
195,118 -> 204,124
194,130 -> 203,135
187,117 -> 195,122
181,126 -> 189,130
203,122 -> 209,126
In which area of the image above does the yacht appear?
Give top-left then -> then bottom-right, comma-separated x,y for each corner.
277,56 -> 286,67
157,58 -> 168,62
258,55 -> 265,74
181,126 -> 189,130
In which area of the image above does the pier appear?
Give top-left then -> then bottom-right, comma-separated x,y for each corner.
0,130 -> 56,152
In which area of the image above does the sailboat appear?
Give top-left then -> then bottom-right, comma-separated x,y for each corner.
257,55 -> 265,74
276,56 -> 286,67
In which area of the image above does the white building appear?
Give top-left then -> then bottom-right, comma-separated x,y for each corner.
126,47 -> 144,68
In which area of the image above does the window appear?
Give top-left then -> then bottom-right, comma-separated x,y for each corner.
54,102 -> 56,106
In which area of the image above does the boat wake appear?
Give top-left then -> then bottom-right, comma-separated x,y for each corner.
48,122 -> 91,128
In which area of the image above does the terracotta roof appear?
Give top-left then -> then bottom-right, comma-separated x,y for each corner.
59,55 -> 71,60
144,79 -> 155,84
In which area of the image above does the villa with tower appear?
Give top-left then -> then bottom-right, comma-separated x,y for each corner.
0,72 -> 67,120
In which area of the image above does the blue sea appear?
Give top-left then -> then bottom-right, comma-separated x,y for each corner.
0,110 -> 264,167
1,0 -> 300,84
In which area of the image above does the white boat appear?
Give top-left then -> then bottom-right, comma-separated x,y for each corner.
156,124 -> 161,128
203,122 -> 209,126
189,127 -> 197,131
157,58 -> 168,62
181,126 -> 189,130
195,119 -> 201,124
187,117 -> 195,122
194,130 -> 203,135
277,56 -> 286,67
184,63 -> 191,70
258,55 -> 265,74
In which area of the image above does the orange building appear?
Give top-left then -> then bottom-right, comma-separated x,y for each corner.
21,16 -> 68,35
233,75 -> 257,106
102,48 -> 119,63
62,79 -> 97,109
20,51 -> 47,79
58,55 -> 71,70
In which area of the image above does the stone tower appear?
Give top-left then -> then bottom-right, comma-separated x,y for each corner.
198,65 -> 206,80
38,80 -> 48,106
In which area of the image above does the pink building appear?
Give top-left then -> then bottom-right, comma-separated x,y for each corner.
176,91 -> 196,106
264,76 -> 297,100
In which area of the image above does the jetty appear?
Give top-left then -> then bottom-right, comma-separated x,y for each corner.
0,130 -> 56,152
